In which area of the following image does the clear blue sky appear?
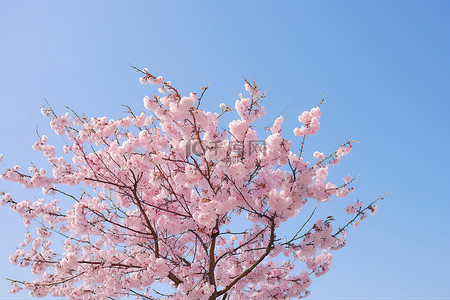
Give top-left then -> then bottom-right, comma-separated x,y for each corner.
0,1 -> 449,299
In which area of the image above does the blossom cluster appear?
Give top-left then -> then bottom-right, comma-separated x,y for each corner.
0,68 -> 382,299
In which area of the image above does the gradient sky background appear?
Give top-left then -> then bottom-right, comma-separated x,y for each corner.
0,1 -> 449,299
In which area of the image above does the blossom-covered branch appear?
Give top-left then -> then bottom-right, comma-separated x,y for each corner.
0,68 -> 384,299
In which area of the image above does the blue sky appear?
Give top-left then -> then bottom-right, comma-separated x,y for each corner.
0,1 -> 449,299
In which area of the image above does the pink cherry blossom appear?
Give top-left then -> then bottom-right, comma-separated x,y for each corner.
0,67 -> 383,300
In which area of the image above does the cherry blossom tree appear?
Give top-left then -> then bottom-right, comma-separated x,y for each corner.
0,67 -> 384,299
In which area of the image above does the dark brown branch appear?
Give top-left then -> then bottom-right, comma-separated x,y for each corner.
130,178 -> 182,286
208,223 -> 219,299
217,218 -> 276,297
